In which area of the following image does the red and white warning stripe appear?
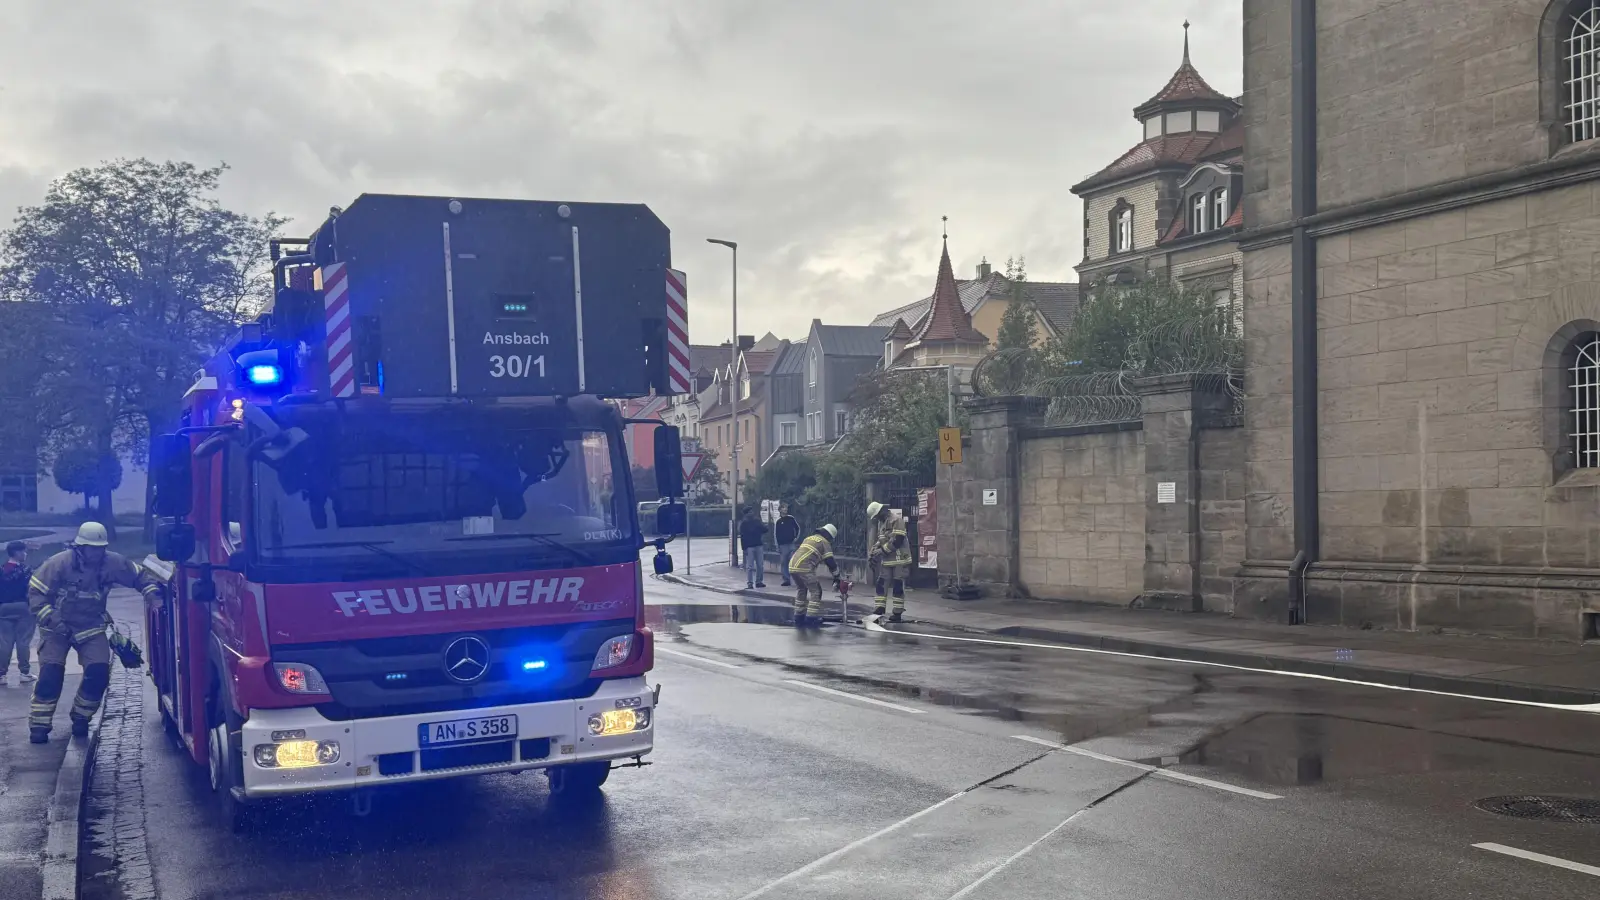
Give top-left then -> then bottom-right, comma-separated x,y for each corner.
321,262 -> 356,398
665,268 -> 691,394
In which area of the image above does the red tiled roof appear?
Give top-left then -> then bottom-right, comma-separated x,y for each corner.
911,242 -> 989,345
1137,58 -> 1232,112
1073,132 -> 1219,193
1199,119 -> 1244,163
743,350 -> 778,375
1223,203 -> 1244,229
1160,215 -> 1188,245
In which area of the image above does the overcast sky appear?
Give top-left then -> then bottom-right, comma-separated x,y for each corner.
0,1 -> 1241,344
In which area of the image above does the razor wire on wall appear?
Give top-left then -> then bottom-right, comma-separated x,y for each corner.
971,303 -> 1244,427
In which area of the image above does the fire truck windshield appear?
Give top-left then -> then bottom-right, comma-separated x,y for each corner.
248,408 -> 634,575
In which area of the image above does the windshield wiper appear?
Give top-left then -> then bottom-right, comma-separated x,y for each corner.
446,532 -> 598,567
276,540 -> 436,578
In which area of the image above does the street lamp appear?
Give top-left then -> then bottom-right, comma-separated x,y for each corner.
707,238 -> 739,567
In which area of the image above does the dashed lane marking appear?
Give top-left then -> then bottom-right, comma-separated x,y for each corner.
1011,734 -> 1283,800
1473,842 -> 1600,878
781,679 -> 927,714
656,647 -> 743,669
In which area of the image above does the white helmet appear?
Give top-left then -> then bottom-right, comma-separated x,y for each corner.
74,522 -> 110,547
866,501 -> 885,519
820,524 -> 838,540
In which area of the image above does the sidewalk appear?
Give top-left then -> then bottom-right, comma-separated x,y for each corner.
662,553 -> 1600,707
0,665 -> 86,900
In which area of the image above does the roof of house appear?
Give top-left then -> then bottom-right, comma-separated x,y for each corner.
1073,132 -> 1222,193
884,319 -> 915,341
688,344 -> 727,377
1134,42 -> 1236,115
911,242 -> 989,345
742,349 -> 779,376
771,340 -> 808,376
871,273 -> 1080,338
813,323 -> 887,358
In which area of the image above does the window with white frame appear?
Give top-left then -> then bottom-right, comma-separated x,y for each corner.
740,373 -> 750,400
835,409 -> 847,435
1568,2 -> 1600,143
1570,332 -> 1600,467
1114,207 -> 1133,253
781,421 -> 797,446
1213,187 -> 1229,228
808,350 -> 819,385
1189,193 -> 1208,234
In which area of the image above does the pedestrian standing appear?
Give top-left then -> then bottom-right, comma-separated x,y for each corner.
0,540 -> 37,685
27,522 -> 163,742
774,505 -> 800,587
738,508 -> 768,589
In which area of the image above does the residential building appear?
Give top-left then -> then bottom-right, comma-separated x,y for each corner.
1071,25 -> 1245,312
799,320 -> 884,446
870,257 -> 1080,362
660,344 -> 732,446
1235,0 -> 1600,639
699,336 -> 788,502
764,340 -> 807,462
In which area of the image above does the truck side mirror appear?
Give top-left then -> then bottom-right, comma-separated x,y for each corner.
654,426 -> 684,498
150,434 -> 193,518
655,501 -> 687,537
154,522 -> 196,563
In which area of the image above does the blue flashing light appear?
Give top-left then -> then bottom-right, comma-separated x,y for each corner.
245,364 -> 284,386
522,659 -> 548,672
384,672 -> 408,682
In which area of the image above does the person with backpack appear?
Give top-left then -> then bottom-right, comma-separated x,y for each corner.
774,505 -> 800,587
0,540 -> 37,685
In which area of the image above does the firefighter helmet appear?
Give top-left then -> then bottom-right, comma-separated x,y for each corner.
73,522 -> 110,547
867,501 -> 885,519
821,524 -> 838,540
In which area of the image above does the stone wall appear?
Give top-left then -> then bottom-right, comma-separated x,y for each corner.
1017,426 -> 1146,605
1084,181 -> 1163,263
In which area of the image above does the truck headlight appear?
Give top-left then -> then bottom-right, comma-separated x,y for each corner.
272,661 -> 330,695
587,707 -> 650,736
590,635 -> 633,673
253,740 -> 340,768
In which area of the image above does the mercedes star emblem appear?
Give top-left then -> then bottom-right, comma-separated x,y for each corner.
442,635 -> 491,684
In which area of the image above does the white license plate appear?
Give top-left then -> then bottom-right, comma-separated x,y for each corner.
418,714 -> 518,748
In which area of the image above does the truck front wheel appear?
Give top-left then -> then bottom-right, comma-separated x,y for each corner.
547,761 -> 609,799
207,706 -> 250,833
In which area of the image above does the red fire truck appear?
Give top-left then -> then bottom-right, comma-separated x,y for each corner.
141,194 -> 692,829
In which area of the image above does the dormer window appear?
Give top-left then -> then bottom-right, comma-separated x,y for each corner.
1212,187 -> 1229,228
1189,193 -> 1208,234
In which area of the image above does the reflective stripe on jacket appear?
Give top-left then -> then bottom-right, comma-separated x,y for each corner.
788,534 -> 838,575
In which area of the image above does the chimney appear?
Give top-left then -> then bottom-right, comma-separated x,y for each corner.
976,257 -> 992,279
737,335 -> 756,353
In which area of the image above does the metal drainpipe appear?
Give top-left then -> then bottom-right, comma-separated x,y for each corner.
1289,0 -> 1320,624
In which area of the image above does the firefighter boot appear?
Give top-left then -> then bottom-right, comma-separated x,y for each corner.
71,716 -> 90,738
873,606 -> 887,617
30,727 -> 48,744
887,610 -> 904,624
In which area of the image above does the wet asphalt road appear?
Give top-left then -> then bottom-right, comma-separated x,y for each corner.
87,576 -> 1600,900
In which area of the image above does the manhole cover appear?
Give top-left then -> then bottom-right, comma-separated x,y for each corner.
1475,796 -> 1600,824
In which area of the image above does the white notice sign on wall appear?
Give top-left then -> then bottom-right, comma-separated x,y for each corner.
982,489 -> 998,506
1157,482 -> 1176,504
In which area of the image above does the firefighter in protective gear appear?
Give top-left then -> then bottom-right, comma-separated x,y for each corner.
27,522 -> 162,743
866,501 -> 912,622
787,524 -> 840,628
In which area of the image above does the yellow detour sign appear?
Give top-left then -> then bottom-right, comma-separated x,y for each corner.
939,427 -> 963,465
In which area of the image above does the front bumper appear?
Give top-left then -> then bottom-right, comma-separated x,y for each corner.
238,677 -> 655,798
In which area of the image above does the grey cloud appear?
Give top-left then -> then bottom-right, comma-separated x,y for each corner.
0,0 -> 1240,341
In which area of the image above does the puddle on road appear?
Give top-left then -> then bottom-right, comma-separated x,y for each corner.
1176,713 -> 1524,787
649,604 -> 1210,746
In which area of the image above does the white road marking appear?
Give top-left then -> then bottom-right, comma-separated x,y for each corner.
1011,734 -> 1283,800
782,679 -> 927,714
734,787 -> 970,900
944,806 -> 1092,900
1473,842 -> 1600,878
859,618 -> 1600,715
656,647 -> 742,669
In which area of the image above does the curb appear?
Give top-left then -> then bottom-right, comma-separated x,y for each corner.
41,709 -> 100,900
658,574 -> 1600,708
